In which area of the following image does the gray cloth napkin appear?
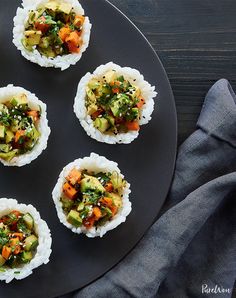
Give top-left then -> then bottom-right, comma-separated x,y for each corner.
65,79 -> 236,298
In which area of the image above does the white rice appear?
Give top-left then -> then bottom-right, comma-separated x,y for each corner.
13,0 -> 92,71
0,84 -> 51,167
0,198 -> 52,283
52,152 -> 132,238
74,62 -> 157,144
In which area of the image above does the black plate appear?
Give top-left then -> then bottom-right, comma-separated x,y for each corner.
0,0 -> 177,297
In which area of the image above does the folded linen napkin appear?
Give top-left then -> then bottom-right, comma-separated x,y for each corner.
63,79 -> 236,298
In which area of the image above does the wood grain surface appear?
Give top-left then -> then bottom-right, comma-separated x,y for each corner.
109,0 -> 236,144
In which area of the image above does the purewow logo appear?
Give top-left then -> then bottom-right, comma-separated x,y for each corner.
202,284 -> 231,294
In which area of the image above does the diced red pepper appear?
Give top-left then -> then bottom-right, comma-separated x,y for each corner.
136,98 -> 145,109
35,16 -> 50,33
125,121 -> 140,131
112,88 -> 120,94
63,182 -> 78,200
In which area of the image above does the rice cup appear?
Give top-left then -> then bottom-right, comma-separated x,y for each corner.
73,62 -> 157,144
13,0 -> 92,71
52,153 -> 132,238
0,198 -> 52,283
0,84 -> 50,167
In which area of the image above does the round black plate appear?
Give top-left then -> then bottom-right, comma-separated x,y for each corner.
0,0 -> 177,297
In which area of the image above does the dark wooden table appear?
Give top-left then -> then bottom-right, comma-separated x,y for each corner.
109,0 -> 236,144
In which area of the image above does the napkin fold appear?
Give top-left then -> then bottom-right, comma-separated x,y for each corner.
65,79 -> 236,298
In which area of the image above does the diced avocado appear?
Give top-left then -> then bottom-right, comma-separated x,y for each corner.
79,206 -> 91,219
101,206 -> 113,217
110,94 -> 132,117
5,130 -> 14,143
67,210 -> 82,227
24,30 -> 42,46
94,117 -> 109,133
126,107 -> 139,121
86,88 -> 97,102
22,38 -> 33,52
104,70 -> 117,83
97,85 -> 111,98
0,255 -> 6,266
105,115 -> 115,126
17,220 -> 31,236
21,251 -> 33,263
36,6 -> 46,17
10,120 -> 21,133
24,140 -> 38,151
24,235 -> 38,251
128,85 -> 141,99
54,35 -> 63,46
38,46 -> 56,58
61,196 -> 74,209
0,223 -> 10,235
26,126 -> 40,142
45,0 -> 58,11
0,144 -> 11,153
88,79 -> 100,90
23,213 -> 34,230
58,2 -> 72,14
27,11 -> 40,25
116,75 -> 125,82
77,202 -> 84,211
80,176 -> 105,193
38,37 -> 50,49
54,45 -> 64,56
0,125 -> 5,139
87,104 -> 98,116
107,192 -> 122,209
10,93 -> 28,106
0,149 -> 18,161
111,172 -> 124,190
0,104 -> 8,113
7,256 -> 19,268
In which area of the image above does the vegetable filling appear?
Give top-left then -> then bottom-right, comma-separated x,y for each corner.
22,1 -> 85,57
61,168 -> 126,229
0,211 -> 38,269
0,94 -> 41,161
85,70 -> 146,134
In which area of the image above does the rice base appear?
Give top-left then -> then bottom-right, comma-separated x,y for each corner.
73,62 -> 157,144
0,84 -> 51,167
13,0 -> 92,71
52,152 -> 132,238
0,198 -> 52,283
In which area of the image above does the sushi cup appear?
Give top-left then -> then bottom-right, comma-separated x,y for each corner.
74,62 -> 157,144
52,153 -> 132,238
0,85 -> 50,167
13,0 -> 92,71
0,198 -> 52,283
